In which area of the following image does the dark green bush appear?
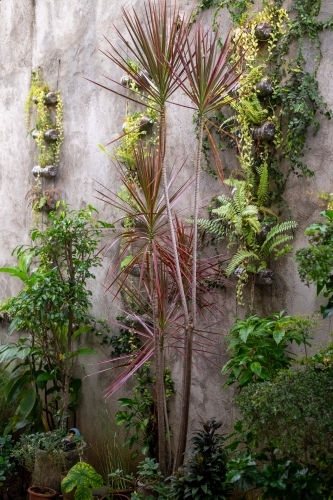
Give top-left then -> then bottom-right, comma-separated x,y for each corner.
236,365 -> 333,467
169,419 -> 229,500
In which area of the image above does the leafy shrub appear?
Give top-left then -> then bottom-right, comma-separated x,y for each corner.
221,312 -> 313,388
169,419 -> 229,500
296,209 -> 333,318
0,436 -> 15,486
236,365 -> 333,467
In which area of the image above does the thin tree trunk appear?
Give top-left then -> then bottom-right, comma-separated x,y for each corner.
173,117 -> 204,471
159,105 -> 189,323
149,244 -> 167,474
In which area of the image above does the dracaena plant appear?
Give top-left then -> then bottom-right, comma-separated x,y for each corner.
171,24 -> 243,469
93,0 -> 242,472
95,147 -> 227,473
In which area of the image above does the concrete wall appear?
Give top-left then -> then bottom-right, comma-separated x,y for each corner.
1,0 -> 333,467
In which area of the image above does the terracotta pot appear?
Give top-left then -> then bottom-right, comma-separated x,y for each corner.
27,486 -> 57,500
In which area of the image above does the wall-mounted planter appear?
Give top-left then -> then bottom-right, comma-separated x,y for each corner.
32,92 -> 58,105
44,129 -> 58,141
252,121 -> 275,141
45,92 -> 58,105
121,75 -> 133,88
32,166 -> 57,178
139,116 -> 154,132
255,22 -> 272,41
256,269 -> 273,285
32,129 -> 41,140
256,77 -> 273,97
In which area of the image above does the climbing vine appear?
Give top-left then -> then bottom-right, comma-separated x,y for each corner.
194,0 -> 333,304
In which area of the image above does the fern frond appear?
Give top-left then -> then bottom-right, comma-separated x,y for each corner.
263,221 -> 297,246
261,234 -> 293,258
237,95 -> 268,125
197,218 -> 226,238
226,249 -> 260,276
219,115 -> 236,130
257,163 -> 269,205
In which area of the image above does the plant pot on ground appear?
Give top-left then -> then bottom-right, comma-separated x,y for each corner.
12,430 -> 82,494
136,458 -> 164,499
27,486 -> 57,500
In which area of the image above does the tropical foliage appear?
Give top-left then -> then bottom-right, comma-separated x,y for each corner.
0,206 -> 110,431
221,312 -> 313,388
296,209 -> 333,318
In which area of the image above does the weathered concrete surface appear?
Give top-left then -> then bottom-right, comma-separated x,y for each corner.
1,0 -> 333,469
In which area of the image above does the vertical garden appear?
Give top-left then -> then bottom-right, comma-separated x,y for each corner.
0,0 -> 333,499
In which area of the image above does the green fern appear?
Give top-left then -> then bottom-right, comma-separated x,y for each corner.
226,249 -> 260,276
235,95 -> 268,125
197,218 -> 226,238
261,221 -> 297,257
256,162 -> 269,205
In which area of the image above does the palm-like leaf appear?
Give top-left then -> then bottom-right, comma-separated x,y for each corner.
98,0 -> 188,108
175,25 -> 243,115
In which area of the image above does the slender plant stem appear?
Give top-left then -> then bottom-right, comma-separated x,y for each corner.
159,105 -> 189,324
173,117 -> 204,471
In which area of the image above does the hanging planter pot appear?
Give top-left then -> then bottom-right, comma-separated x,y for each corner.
44,92 -> 58,105
32,166 -> 57,178
256,268 -> 274,286
254,22 -> 273,41
120,75 -> 133,88
32,92 -> 58,105
31,129 -> 41,140
256,77 -> 273,97
27,486 -> 57,500
44,129 -> 58,141
252,121 -> 275,141
139,116 -> 154,132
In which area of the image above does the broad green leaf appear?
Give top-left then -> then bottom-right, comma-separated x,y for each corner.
72,326 -> 92,340
239,327 -> 253,343
273,330 -> 285,345
36,373 -> 54,382
19,387 -> 36,419
62,462 -> 103,500
250,362 -> 262,376
120,255 -> 133,270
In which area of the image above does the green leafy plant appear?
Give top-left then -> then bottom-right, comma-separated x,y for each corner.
295,209 -> 333,318
225,452 -> 323,500
0,436 -> 15,487
236,362 -> 333,466
61,462 -> 104,500
169,419 -> 229,500
0,206 -> 111,431
116,363 -> 175,460
198,179 -> 297,304
136,458 -> 163,486
221,312 -> 313,388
